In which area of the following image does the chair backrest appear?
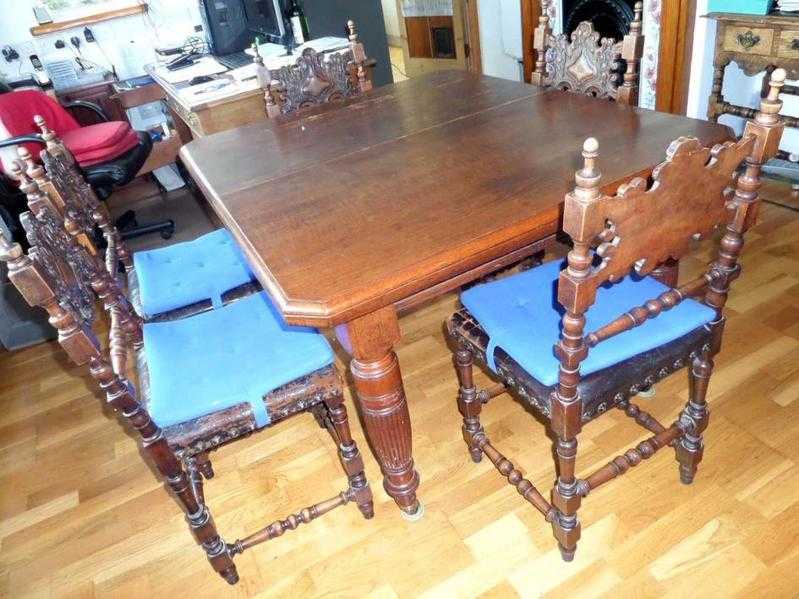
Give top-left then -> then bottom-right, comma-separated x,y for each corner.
0,159 -> 144,411
15,116 -> 133,273
553,69 -> 786,405
256,20 -> 372,117
531,1 -> 644,105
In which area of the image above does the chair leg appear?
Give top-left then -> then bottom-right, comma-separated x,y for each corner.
675,354 -> 713,485
455,347 -> 484,463
323,396 -> 374,520
141,433 -> 238,584
551,431 -> 581,562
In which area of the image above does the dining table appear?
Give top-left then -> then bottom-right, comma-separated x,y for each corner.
179,70 -> 733,519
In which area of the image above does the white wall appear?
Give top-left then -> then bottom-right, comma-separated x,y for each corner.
0,0 -> 200,82
478,0 -> 523,81
382,0 -> 401,42
687,0 -> 797,153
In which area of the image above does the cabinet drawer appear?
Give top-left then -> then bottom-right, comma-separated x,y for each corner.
777,30 -> 799,59
722,26 -> 774,56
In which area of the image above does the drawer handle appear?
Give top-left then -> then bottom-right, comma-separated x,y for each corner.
792,38 -> 799,50
737,30 -> 761,50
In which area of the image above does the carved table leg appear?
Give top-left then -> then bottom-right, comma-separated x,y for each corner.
335,306 -> 421,518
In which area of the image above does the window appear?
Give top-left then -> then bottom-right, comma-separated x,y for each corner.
41,0 -> 141,20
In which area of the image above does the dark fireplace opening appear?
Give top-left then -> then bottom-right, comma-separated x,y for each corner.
562,0 -> 636,42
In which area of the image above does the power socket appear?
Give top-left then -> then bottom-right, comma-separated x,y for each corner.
2,45 -> 19,62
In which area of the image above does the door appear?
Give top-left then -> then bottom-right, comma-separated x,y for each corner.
395,0 -> 480,77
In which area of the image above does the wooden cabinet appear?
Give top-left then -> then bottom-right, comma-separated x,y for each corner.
706,12 -> 799,139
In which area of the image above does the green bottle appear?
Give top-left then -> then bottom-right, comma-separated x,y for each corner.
288,0 -> 310,45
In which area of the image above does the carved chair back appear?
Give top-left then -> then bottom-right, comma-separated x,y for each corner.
553,70 -> 786,406
3,160 -> 142,383
16,116 -> 133,273
531,1 -> 644,105
256,20 -> 372,117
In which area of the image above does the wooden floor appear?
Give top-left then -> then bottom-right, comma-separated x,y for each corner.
1,181 -> 798,598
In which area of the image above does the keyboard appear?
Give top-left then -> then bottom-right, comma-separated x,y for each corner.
215,52 -> 253,70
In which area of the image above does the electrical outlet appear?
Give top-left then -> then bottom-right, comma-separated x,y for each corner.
2,46 -> 19,62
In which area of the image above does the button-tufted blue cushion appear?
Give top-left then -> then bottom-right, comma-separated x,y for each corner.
133,228 -> 256,318
461,260 -> 716,387
143,291 -> 334,429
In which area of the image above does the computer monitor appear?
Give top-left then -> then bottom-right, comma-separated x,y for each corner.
242,0 -> 286,44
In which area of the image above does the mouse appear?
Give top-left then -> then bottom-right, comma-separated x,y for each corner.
189,75 -> 215,85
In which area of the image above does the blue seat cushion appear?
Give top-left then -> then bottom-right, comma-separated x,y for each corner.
143,291 -> 335,429
460,260 -> 716,387
133,228 -> 255,318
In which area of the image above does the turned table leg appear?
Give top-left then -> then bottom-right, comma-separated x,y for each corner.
335,306 -> 422,518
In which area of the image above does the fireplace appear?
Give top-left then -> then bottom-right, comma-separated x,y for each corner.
562,0 -> 636,42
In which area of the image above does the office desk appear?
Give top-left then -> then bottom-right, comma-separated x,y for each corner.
147,39 -> 356,141
146,60 -> 266,141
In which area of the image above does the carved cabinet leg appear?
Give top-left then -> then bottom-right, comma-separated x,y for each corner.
335,306 -> 421,518
707,59 -> 729,122
323,394 -> 374,519
454,346 -> 484,463
675,354 -> 713,485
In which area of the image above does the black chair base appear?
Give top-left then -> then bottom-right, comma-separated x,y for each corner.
115,209 -> 175,240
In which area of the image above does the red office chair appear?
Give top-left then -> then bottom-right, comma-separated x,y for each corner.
0,89 -> 174,239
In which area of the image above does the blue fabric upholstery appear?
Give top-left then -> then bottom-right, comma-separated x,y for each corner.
133,228 -> 255,318
461,260 -> 716,387
143,291 -> 334,429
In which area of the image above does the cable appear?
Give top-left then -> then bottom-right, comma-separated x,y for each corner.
763,198 -> 799,213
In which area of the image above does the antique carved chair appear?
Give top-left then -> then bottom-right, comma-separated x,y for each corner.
446,71 -> 785,561
256,20 -> 372,118
16,117 -> 260,322
531,1 -> 644,105
1,165 -> 373,584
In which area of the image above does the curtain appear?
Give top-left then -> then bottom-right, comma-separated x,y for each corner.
401,0 -> 453,17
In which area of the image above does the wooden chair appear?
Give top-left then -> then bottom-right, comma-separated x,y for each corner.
531,1 -> 644,105
16,117 -> 260,322
1,165 -> 374,584
256,20 -> 372,118
446,70 -> 785,561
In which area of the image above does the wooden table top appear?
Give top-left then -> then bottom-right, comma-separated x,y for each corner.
180,71 -> 733,327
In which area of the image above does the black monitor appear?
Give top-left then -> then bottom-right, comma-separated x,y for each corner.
243,0 -> 286,44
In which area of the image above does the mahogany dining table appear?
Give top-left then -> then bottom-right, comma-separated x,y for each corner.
180,71 -> 733,519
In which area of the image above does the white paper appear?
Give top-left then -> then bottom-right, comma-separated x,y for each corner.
154,56 -> 228,84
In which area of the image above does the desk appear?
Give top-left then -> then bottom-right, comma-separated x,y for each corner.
147,38 -> 354,140
180,71 -> 733,516
147,59 -> 266,140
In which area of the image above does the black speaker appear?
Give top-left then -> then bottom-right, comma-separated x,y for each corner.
199,0 -> 251,55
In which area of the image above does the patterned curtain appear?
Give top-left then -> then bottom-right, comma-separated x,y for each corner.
401,0 -> 454,17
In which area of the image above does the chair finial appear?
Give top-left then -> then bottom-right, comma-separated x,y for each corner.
347,19 -> 357,42
631,2 -> 643,34
757,68 -> 786,126
575,137 -> 601,200
0,228 -> 23,264
34,114 -> 54,141
16,146 -> 45,181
